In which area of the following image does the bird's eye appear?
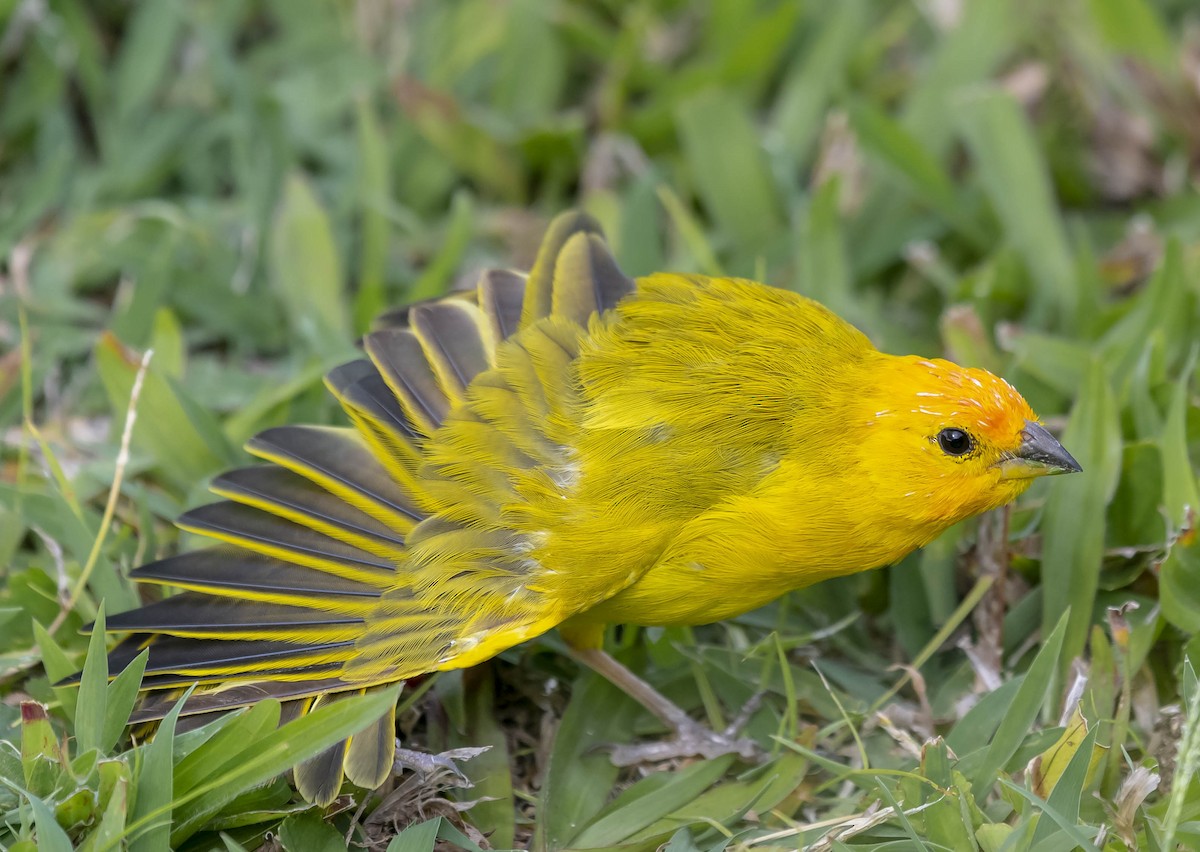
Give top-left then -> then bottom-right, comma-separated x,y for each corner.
937,428 -> 973,457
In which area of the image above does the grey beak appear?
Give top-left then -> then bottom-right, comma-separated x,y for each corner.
998,420 -> 1082,479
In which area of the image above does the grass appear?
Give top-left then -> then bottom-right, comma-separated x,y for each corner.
2,0 -> 1199,849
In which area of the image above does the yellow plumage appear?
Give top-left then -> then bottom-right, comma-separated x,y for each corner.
91,211 -> 1079,804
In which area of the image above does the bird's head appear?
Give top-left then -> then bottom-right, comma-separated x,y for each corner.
854,354 -> 1081,532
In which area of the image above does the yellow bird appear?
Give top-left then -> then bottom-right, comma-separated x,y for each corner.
96,212 -> 1080,804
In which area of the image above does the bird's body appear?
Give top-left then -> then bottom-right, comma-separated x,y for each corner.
94,212 -> 1079,803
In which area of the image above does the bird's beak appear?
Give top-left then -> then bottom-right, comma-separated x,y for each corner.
996,420 -> 1082,480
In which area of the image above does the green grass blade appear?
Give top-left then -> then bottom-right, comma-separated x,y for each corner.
128,684 -> 193,852
172,700 -> 281,796
1029,724 -> 1098,846
569,756 -> 733,848
167,685 -> 401,845
386,817 -> 441,852
75,603 -> 108,756
101,650 -> 148,755
270,173 -> 352,355
970,613 -> 1068,789
772,0 -> 867,164
25,789 -> 75,852
674,88 -> 782,252
998,778 -> 1101,852
534,669 -> 641,852
1038,360 -> 1123,666
956,88 -> 1077,327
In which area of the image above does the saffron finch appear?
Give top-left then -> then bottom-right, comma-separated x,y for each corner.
89,211 -> 1080,803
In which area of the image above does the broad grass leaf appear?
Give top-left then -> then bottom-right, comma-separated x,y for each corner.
113,0 -> 184,122
74,603 -> 108,756
1087,0 -> 1174,67
101,650 -> 148,755
534,670 -> 640,852
168,685 -> 400,845
1101,240 -> 1191,391
795,178 -> 851,318
491,0 -> 566,123
674,89 -> 782,251
451,667 -> 514,848
622,751 -> 808,846
568,755 -> 733,848
129,685 -> 192,852
1161,538 -> 1200,633
772,0 -> 866,163
400,89 -> 525,202
956,88 -> 1077,327
33,622 -> 79,723
998,777 -> 1102,852
270,174 -> 351,354
969,613 -> 1067,789
386,818 -> 440,852
20,702 -> 62,798
903,0 -> 1018,154
656,185 -> 723,276
25,789 -> 74,852
847,98 -> 982,245
1009,332 -> 1091,399
1030,708 -> 1100,800
77,762 -> 130,852
613,174 -> 665,275
354,99 -> 390,333
171,701 -> 281,795
1160,360 -> 1200,531
277,812 -> 345,852
408,191 -> 473,302
1029,716 -> 1101,847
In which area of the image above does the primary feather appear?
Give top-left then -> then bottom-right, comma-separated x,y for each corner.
92,211 -> 1073,803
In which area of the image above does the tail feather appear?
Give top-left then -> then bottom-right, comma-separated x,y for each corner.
295,728 -> 348,805
518,320 -> 584,426
370,290 -> 478,333
344,697 -> 397,788
325,361 -> 421,440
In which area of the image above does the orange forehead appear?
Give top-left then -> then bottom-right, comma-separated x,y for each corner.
882,356 -> 1035,445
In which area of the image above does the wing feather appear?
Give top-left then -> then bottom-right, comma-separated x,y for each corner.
521,210 -> 605,325
212,466 -> 407,554
551,232 -> 635,324
363,329 -> 450,435
247,426 -> 423,530
410,301 -> 495,403
477,268 -> 527,341
177,502 -> 396,588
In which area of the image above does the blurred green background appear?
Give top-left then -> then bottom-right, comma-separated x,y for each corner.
2,0 -> 1200,849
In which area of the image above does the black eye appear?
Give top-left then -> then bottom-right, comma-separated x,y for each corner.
937,428 -> 973,457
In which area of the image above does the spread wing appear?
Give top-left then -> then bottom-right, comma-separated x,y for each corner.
88,211 -> 635,803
